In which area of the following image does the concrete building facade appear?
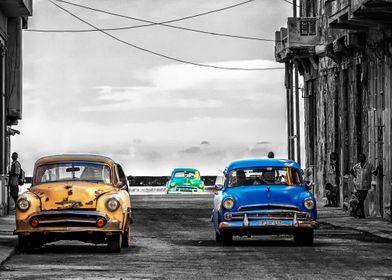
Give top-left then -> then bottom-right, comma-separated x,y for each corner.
275,0 -> 392,220
0,0 -> 32,215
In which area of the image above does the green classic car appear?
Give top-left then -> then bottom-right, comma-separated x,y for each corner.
166,168 -> 204,193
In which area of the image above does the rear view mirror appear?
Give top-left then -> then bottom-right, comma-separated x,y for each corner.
66,167 -> 80,172
215,184 -> 224,191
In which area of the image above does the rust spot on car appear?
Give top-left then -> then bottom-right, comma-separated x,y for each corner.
95,190 -> 104,196
55,199 -> 83,208
85,200 -> 94,205
45,197 -> 49,202
68,190 -> 73,196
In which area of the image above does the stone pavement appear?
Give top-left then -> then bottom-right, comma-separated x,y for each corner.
0,213 -> 16,266
318,206 -> 392,240
0,207 -> 391,266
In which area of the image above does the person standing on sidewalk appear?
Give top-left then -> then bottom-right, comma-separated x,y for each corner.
349,154 -> 379,218
8,152 -> 22,210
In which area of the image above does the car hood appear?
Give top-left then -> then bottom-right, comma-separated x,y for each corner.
224,185 -> 309,211
170,177 -> 202,187
30,181 -> 115,210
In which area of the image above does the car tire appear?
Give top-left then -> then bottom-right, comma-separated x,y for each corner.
108,234 -> 122,253
121,219 -> 131,248
221,231 -> 233,246
215,232 -> 222,242
294,229 -> 314,246
17,235 -> 31,253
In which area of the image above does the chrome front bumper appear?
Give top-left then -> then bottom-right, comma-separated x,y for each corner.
167,187 -> 201,193
15,209 -> 122,234
219,211 -> 319,231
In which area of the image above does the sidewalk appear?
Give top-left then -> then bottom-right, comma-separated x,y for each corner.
318,206 -> 392,240
0,213 -> 16,266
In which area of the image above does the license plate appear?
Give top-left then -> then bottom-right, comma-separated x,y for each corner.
258,220 -> 291,226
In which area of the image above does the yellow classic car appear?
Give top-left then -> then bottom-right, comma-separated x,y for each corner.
14,154 -> 132,253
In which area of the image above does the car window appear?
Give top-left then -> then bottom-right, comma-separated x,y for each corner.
227,167 -> 302,187
173,171 -> 198,179
34,162 -> 111,185
117,164 -> 128,187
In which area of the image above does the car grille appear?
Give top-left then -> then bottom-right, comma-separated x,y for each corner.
231,211 -> 308,220
173,187 -> 196,192
238,204 -> 300,212
29,210 -> 106,227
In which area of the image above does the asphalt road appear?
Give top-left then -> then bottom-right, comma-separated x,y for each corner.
1,194 -> 392,280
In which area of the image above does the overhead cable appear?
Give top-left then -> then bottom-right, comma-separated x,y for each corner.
32,0 -> 275,42
47,0 -> 284,71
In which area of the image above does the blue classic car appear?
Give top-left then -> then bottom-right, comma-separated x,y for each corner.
212,158 -> 318,245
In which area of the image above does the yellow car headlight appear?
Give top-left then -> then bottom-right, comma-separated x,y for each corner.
17,198 -> 30,212
304,198 -> 315,210
222,197 -> 235,210
106,198 -> 120,212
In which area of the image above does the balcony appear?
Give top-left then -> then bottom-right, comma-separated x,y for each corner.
325,0 -> 350,28
0,0 -> 32,17
350,0 -> 392,24
275,17 -> 319,63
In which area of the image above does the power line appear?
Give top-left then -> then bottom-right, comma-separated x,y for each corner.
47,0 -> 284,71
31,0 -> 275,42
31,0 -> 256,34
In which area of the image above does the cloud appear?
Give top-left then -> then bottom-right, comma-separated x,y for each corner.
179,146 -> 201,154
256,141 -> 272,145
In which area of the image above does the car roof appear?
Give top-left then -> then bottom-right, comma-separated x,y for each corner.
34,154 -> 115,167
226,158 -> 301,172
172,168 -> 199,173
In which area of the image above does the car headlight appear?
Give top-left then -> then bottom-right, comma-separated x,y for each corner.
170,182 -> 176,187
222,197 -> 235,210
199,183 -> 204,188
303,198 -> 315,210
106,198 -> 120,212
17,198 -> 30,212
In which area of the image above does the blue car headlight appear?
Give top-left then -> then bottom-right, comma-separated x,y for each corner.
170,182 -> 176,187
303,198 -> 315,210
222,197 -> 235,210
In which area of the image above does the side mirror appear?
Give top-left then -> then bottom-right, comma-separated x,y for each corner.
305,181 -> 313,191
215,184 -> 224,191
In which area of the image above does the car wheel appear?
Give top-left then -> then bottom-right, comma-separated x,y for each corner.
108,234 -> 122,253
17,235 -> 31,253
215,232 -> 222,242
294,229 -> 314,246
221,231 -> 233,246
121,219 -> 131,248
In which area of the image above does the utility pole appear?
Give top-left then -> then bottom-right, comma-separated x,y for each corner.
293,0 -> 301,165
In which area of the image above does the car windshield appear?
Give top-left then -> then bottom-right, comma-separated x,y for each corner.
34,161 -> 111,185
173,171 -> 199,179
227,167 -> 303,187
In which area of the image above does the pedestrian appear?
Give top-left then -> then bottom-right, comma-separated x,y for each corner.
267,151 -> 274,159
8,152 -> 22,210
325,182 -> 338,207
349,153 -> 379,218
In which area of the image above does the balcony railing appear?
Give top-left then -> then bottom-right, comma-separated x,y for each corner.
275,17 -> 318,63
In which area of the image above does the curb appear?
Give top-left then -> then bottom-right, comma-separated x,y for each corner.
0,248 -> 16,267
318,220 -> 392,241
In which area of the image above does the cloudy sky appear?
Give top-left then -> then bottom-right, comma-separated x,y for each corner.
13,0 -> 293,176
